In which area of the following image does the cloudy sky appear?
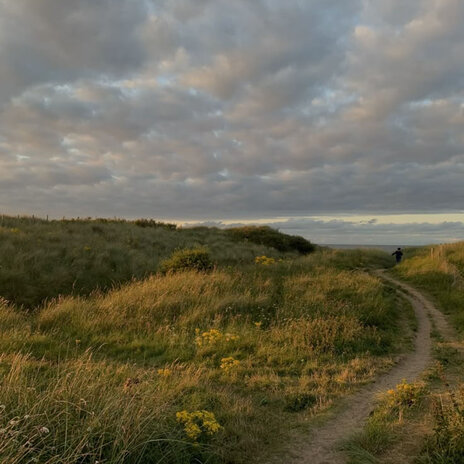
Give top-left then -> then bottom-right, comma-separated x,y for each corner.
0,0 -> 463,244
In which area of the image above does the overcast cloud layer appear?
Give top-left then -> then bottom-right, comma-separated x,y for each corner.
0,0 -> 463,242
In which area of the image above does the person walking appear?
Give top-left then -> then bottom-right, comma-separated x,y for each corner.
392,247 -> 403,264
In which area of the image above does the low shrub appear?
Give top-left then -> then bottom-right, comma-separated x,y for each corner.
225,226 -> 314,255
287,235 -> 315,255
134,219 -> 177,229
160,248 -> 214,274
385,380 -> 426,421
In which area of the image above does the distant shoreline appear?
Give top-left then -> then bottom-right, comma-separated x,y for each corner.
323,244 -> 408,252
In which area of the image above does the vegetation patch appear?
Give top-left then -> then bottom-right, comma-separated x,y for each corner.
160,247 -> 214,274
0,215 -> 293,308
345,380 -> 427,464
0,216 -> 416,463
225,225 -> 315,254
421,384 -> 464,463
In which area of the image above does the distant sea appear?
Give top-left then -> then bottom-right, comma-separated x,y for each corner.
323,244 -> 406,252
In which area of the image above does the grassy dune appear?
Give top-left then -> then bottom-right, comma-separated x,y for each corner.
0,220 -> 404,463
0,216 -> 309,308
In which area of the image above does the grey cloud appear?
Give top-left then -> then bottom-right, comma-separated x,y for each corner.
0,0 -> 147,104
180,0 -> 359,103
0,0 -> 463,244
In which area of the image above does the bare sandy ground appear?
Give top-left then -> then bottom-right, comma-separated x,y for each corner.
265,270 -> 456,464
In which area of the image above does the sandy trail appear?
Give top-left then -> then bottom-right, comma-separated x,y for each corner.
265,270 -> 453,464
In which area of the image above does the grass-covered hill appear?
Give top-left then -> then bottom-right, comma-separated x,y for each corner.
0,215 -> 404,463
0,216 -> 314,308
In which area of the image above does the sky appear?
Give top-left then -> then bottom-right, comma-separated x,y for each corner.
0,0 -> 463,244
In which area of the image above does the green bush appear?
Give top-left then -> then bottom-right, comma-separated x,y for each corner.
160,248 -> 214,274
287,235 -> 315,255
225,226 -> 314,255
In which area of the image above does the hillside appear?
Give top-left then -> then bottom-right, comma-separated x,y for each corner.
0,216 -> 313,308
0,226 -> 405,464
4,217 -> 462,463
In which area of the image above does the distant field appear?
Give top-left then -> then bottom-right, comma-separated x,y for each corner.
0,217 -> 407,464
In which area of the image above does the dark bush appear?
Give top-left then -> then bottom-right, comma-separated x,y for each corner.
225,226 -> 314,255
160,248 -> 214,274
287,235 -> 316,254
134,219 -> 177,230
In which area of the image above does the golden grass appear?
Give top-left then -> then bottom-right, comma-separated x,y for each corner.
0,251 -> 406,463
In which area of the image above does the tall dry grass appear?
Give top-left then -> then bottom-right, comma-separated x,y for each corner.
0,247 -> 410,463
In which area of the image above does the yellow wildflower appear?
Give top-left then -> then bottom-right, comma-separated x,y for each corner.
195,329 -> 239,346
220,357 -> 241,371
157,368 -> 172,378
386,380 -> 425,408
176,410 -> 222,441
255,255 -> 276,265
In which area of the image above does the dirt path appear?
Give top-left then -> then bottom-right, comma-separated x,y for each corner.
266,271 -> 449,464
379,272 -> 459,344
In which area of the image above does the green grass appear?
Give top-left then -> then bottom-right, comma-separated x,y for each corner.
0,228 -> 408,463
225,225 -> 315,254
0,216 -> 313,308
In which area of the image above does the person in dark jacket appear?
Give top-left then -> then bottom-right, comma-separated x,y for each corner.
392,247 -> 403,264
